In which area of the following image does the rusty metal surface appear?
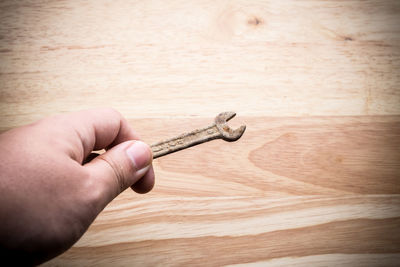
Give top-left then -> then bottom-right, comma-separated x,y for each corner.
151,112 -> 246,159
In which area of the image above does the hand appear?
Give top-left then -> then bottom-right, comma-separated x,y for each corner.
0,108 -> 155,265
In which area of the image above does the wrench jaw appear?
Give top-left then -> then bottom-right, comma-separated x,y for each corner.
220,124 -> 246,141
216,111 -> 237,122
215,112 -> 246,142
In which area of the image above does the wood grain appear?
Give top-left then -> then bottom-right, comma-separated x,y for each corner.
1,0 -> 400,128
0,0 -> 399,266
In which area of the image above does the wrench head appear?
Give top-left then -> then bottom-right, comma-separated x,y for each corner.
215,111 -> 246,141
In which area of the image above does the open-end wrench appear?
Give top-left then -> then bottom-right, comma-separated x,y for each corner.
151,112 -> 246,159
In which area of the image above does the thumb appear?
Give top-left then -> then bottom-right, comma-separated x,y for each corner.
85,140 -> 153,201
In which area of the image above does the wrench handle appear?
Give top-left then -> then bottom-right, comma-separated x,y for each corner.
151,124 -> 221,159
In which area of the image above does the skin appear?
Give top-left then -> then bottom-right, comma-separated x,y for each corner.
0,108 -> 155,265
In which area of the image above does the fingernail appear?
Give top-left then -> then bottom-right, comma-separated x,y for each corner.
126,141 -> 152,171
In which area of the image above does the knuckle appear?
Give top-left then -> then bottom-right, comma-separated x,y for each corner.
103,107 -> 122,118
34,113 -> 71,130
80,170 -> 103,203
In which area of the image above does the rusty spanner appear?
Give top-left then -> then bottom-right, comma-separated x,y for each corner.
151,112 -> 246,159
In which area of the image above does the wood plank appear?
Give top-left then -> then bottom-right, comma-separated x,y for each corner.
45,197 -> 400,266
227,254 -> 400,267
134,115 -> 400,196
1,0 -> 400,129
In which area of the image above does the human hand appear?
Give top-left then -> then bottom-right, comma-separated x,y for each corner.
0,108 -> 154,265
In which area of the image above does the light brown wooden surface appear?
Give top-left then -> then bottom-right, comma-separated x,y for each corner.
0,0 -> 399,266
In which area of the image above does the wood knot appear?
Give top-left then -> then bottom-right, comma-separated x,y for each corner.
247,16 -> 263,26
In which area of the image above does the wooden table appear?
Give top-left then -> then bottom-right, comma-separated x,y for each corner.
1,1 -> 399,266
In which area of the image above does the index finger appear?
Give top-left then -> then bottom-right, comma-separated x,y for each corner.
49,108 -> 140,161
